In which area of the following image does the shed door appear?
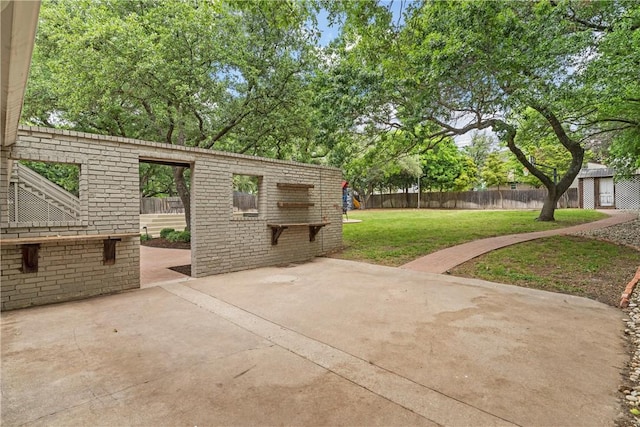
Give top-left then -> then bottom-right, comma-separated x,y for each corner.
599,178 -> 614,207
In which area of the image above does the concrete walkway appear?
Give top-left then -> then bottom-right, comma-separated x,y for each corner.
140,245 -> 191,287
402,210 -> 638,274
1,258 -> 626,426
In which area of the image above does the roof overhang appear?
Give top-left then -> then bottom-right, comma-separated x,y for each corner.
1,0 -> 40,147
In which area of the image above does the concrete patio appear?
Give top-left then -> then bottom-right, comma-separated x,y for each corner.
140,245 -> 191,287
1,258 -> 626,426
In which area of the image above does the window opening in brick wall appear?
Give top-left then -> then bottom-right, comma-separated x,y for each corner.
233,174 -> 261,218
9,161 -> 81,223
139,161 -> 191,215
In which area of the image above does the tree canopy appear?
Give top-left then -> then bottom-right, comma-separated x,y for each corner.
22,0 -> 639,221
25,0 -> 320,156
318,0 -> 639,219
24,0 -> 323,228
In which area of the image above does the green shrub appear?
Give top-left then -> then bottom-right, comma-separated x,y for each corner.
140,234 -> 151,242
166,230 -> 190,243
159,228 -> 175,239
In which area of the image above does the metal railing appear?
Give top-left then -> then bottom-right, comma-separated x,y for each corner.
9,162 -> 81,222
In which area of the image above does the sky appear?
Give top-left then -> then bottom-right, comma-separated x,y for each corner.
316,9 -> 336,47
314,1 -> 482,148
316,1 -> 409,47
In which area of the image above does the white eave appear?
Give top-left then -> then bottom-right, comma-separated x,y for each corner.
1,0 -> 40,147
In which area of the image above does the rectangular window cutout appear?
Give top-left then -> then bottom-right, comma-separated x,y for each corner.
233,174 -> 261,218
103,239 -> 120,265
9,161 -> 81,223
22,244 -> 40,273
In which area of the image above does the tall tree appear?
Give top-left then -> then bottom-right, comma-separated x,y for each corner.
463,132 -> 495,172
574,1 -> 640,177
139,164 -> 178,198
481,153 -> 508,191
324,0 -> 639,220
421,139 -> 477,192
23,0 -> 320,229
384,154 -> 423,193
463,131 -> 496,188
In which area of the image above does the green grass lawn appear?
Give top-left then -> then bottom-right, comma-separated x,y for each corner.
337,209 -> 606,266
450,235 -> 639,307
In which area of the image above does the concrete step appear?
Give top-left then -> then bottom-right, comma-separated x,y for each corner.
141,226 -> 187,238
140,214 -> 185,222
145,219 -> 186,227
140,213 -> 185,221
140,214 -> 187,237
143,220 -> 187,228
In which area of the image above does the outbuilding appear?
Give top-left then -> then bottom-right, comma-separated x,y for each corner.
578,165 -> 640,209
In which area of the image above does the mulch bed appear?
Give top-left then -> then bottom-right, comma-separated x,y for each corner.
141,237 -> 190,250
141,237 -> 191,276
168,265 -> 191,276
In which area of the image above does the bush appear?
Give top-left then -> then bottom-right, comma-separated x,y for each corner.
140,234 -> 151,242
159,228 -> 175,239
166,230 -> 190,243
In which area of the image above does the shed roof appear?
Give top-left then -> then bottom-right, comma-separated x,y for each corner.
578,168 -> 615,179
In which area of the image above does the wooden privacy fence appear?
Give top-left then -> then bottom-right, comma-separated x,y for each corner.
140,192 -> 258,214
365,188 -> 579,210
233,192 -> 257,212
140,197 -> 184,214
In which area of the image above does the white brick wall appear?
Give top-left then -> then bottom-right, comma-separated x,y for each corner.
1,126 -> 342,310
1,239 -> 139,310
188,148 -> 343,277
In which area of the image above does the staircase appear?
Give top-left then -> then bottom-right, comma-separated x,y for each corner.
8,163 -> 81,223
140,214 -> 187,238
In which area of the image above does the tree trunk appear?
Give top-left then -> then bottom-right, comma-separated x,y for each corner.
173,166 -> 191,231
500,108 -> 585,222
538,189 -> 560,221
170,120 -> 191,231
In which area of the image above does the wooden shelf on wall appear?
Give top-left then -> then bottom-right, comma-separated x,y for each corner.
0,233 -> 140,246
277,183 -> 314,189
277,201 -> 315,208
267,222 -> 330,245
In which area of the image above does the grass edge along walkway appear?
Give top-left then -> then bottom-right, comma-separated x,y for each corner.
400,210 -> 637,274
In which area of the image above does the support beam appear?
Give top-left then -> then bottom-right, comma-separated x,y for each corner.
1,0 -> 41,147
